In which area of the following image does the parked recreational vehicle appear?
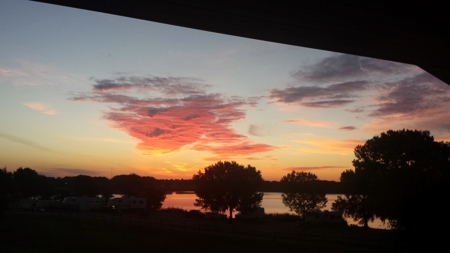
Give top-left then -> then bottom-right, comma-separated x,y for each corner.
107,196 -> 146,211
35,200 -> 63,211
62,197 -> 104,211
8,199 -> 36,211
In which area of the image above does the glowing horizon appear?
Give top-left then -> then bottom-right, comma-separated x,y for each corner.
1,1 -> 449,181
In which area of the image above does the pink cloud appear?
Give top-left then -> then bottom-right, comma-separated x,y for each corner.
71,75 -> 274,156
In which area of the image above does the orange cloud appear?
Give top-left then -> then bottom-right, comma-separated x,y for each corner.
243,156 -> 277,161
284,119 -> 331,127
23,102 -> 57,115
295,138 -> 365,155
194,141 -> 275,159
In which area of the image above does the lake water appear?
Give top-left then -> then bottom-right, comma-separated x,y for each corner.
162,192 -> 389,229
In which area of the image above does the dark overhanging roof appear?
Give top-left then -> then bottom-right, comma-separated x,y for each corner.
32,0 -> 450,85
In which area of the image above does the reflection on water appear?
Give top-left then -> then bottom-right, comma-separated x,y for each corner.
162,192 -> 388,229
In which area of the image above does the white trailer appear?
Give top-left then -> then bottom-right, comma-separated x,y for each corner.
107,196 -> 146,211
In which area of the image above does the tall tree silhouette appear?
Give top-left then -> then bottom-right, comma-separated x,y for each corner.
351,129 -> 450,231
280,171 -> 327,220
193,161 -> 263,222
13,167 -> 41,199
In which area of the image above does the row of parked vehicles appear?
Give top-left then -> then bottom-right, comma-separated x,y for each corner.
9,196 -> 147,212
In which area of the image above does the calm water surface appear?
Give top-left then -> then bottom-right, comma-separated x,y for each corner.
162,192 -> 388,229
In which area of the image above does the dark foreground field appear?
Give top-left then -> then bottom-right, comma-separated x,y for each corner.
0,211 -> 406,253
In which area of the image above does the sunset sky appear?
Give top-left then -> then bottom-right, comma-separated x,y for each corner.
1,0 -> 449,181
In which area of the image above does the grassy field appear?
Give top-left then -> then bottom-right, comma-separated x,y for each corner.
0,212 -> 407,253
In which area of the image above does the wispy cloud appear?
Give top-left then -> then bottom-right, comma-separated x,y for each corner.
339,126 -> 356,131
282,165 -> 349,171
23,102 -> 57,115
370,72 -> 450,117
1,60 -> 85,86
0,68 -> 29,77
284,119 -> 331,127
92,76 -> 208,95
70,75 -> 274,157
243,156 -> 277,161
269,80 -> 369,108
291,54 -> 416,83
360,72 -> 450,135
295,138 -> 365,155
269,54 -> 420,110
0,132 -> 58,154
248,124 -> 269,136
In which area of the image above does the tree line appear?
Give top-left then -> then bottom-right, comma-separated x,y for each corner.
2,129 -> 449,237
191,129 -> 450,235
0,170 -> 166,214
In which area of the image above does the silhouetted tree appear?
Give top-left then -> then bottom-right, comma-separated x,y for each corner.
13,167 -> 41,199
193,161 -> 264,222
65,175 -> 99,197
280,171 -> 327,220
95,177 -> 112,202
332,170 -> 376,228
350,130 -> 450,232
111,174 -> 142,196
37,175 -> 57,199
